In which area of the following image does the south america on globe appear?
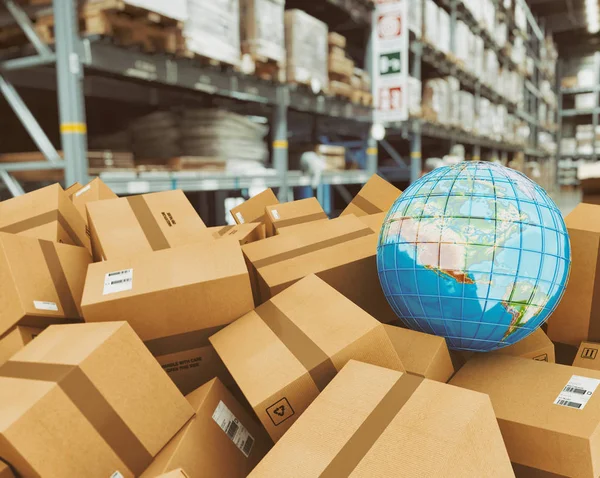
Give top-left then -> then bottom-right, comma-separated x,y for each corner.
377,162 -> 571,352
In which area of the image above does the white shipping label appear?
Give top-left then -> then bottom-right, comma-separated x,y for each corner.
554,375 -> 600,410
235,212 -> 245,224
212,401 -> 255,458
110,472 -> 124,478
74,184 -> 91,197
33,300 -> 58,311
103,269 -> 133,295
271,209 -> 280,220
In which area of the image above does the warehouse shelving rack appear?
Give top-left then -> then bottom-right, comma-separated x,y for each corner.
384,0 -> 558,182
557,53 -> 600,163
0,0 -> 383,202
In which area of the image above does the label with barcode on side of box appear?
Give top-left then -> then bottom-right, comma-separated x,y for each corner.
74,184 -> 91,197
271,209 -> 280,220
212,400 -> 255,458
554,375 -> 600,410
110,472 -> 124,478
33,300 -> 58,311
103,269 -> 133,295
235,212 -> 245,224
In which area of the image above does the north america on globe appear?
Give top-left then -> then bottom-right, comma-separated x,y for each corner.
377,162 -> 571,352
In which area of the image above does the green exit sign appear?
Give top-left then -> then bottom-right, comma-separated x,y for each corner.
379,52 -> 401,75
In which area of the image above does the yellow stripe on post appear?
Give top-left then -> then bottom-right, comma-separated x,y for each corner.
410,152 -> 422,159
366,147 -> 378,155
60,123 -> 87,134
473,156 -> 481,161
273,140 -> 288,149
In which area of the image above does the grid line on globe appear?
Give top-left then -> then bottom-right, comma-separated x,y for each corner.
377,162 -> 571,352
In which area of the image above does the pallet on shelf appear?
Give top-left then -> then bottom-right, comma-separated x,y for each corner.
240,51 -> 285,83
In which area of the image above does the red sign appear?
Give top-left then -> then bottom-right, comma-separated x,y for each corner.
377,13 -> 402,39
379,86 -> 402,111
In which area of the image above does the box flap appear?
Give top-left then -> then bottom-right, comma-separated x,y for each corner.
566,203 -> 600,233
230,189 -> 279,225
341,175 -> 401,217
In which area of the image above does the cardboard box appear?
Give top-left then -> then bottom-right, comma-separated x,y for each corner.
0,462 -> 15,478
230,188 -> 279,226
264,197 -> 327,236
0,322 -> 194,477
0,183 -> 90,252
450,355 -> 600,477
153,470 -> 189,478
71,178 -> 118,225
383,324 -> 454,382
0,233 -> 91,337
208,223 -> 265,245
285,10 -> 328,90
573,341 -> 600,370
241,215 -> 397,323
211,274 -> 405,441
250,360 -> 513,477
0,326 -> 43,367
86,190 -> 209,262
358,212 -> 386,234
547,203 -> 597,347
512,463 -> 565,477
81,238 -> 254,395
64,182 -> 83,197
341,175 -> 401,218
141,378 -> 272,478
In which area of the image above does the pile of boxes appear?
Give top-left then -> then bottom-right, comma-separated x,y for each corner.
4,175 -> 600,477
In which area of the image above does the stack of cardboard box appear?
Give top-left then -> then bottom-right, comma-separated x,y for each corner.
4,175 -> 600,477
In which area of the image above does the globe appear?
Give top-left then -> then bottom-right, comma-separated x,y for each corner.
377,162 -> 571,352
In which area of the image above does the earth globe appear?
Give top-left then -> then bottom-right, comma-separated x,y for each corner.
377,162 -> 571,352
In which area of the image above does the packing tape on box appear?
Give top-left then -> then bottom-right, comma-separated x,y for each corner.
271,212 -> 328,230
126,196 -> 170,251
0,210 -> 84,247
253,228 -> 373,269
351,195 -> 383,215
255,301 -> 337,391
39,240 -> 79,319
0,361 -> 152,475
320,373 -> 424,477
144,325 -> 226,357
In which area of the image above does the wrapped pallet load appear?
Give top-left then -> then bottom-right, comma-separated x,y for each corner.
183,0 -> 241,67
240,0 -> 285,66
284,10 -> 328,92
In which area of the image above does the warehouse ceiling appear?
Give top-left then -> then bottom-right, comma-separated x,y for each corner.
527,0 -> 600,53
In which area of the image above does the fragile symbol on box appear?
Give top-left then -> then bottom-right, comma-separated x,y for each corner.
377,13 -> 402,39
581,348 -> 598,360
379,86 -> 402,111
266,397 -> 294,426
533,354 -> 549,362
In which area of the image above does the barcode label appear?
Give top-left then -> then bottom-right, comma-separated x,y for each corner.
271,209 -> 280,220
554,375 -> 600,410
236,212 -> 245,224
212,400 -> 255,457
33,300 -> 58,311
103,269 -> 133,295
74,184 -> 91,197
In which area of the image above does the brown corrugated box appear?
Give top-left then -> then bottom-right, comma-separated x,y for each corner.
71,178 -> 118,225
450,355 -> 600,477
0,326 -> 43,367
0,462 -> 15,478
547,203 -> 598,346
64,182 -> 83,197
341,174 -> 402,217
454,329 -> 556,369
141,378 -> 272,478
86,190 -> 209,261
582,178 -> 600,206
383,324 -> 454,382
512,463 -> 566,477
264,197 -> 328,236
153,469 -> 189,478
81,238 -> 254,395
211,274 -> 405,442
230,188 -> 279,226
358,212 -> 386,234
241,214 -> 397,323
250,360 -> 513,477
573,341 -> 600,370
0,322 -> 194,478
0,183 -> 91,253
208,222 -> 265,245
0,232 -> 91,337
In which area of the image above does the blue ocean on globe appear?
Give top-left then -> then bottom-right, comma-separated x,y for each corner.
377,162 -> 571,352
